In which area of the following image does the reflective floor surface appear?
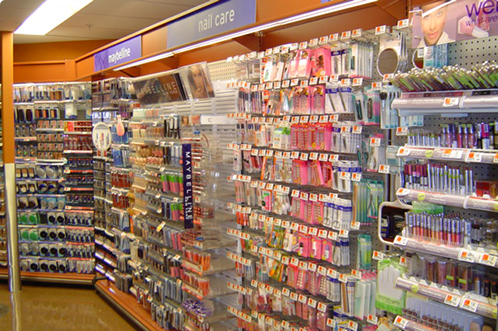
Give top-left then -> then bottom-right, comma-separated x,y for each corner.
0,282 -> 137,331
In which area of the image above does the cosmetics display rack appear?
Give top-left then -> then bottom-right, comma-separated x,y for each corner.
220,24 -> 406,331
91,77 -> 136,284
91,70 -> 240,331
381,36 -> 498,331
11,82 -> 95,283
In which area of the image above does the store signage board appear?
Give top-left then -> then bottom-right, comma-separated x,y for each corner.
94,36 -> 142,71
166,0 -> 256,49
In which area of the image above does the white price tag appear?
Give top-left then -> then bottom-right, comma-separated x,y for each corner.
396,188 -> 409,196
458,250 -> 475,263
367,315 -> 379,325
372,251 -> 386,260
375,25 -> 387,35
397,147 -> 410,156
395,127 -> 408,138
327,318 -> 336,327
444,294 -> 461,307
351,173 -> 362,182
397,19 -> 410,28
460,298 -> 478,312
479,253 -> 497,266
347,321 -> 358,331
466,152 -> 483,163
393,316 -> 408,329
341,31 -> 351,40
378,164 -> 390,174
394,235 -> 408,246
441,149 -> 464,159
443,97 -> 460,107
370,138 -> 381,147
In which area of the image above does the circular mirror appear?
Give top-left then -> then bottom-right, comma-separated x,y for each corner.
92,122 -> 112,152
412,49 -> 424,69
377,48 -> 399,76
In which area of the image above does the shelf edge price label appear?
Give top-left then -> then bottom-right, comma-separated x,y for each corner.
351,221 -> 360,230
458,250 -> 475,263
443,97 -> 460,107
351,269 -> 361,279
341,31 -> 351,40
444,294 -> 461,307
339,229 -> 349,238
372,82 -> 382,90
372,250 -> 385,260
367,315 -> 379,325
329,33 -> 339,42
326,318 -> 336,328
352,29 -> 362,38
400,256 -> 407,266
397,147 -> 410,156
338,273 -> 348,283
351,173 -> 362,182
352,78 -> 363,86
396,126 -> 408,136
370,137 -> 381,147
442,149 -> 463,159
347,320 -> 358,331
378,164 -> 390,174
466,152 -> 482,163
375,25 -> 387,35
479,253 -> 497,266
460,298 -> 478,312
396,188 -> 409,196
394,235 -> 408,246
319,36 -> 329,44
397,18 -> 410,28
393,316 -> 408,329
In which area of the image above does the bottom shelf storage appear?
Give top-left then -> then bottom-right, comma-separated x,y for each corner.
0,267 -> 94,285
95,280 -> 169,331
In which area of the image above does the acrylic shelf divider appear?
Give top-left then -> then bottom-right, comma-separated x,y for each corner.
396,188 -> 498,213
393,90 -> 498,117
395,275 -> 498,319
397,146 -> 498,164
392,235 -> 498,268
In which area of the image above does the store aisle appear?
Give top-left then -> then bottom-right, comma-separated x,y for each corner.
0,282 -> 137,331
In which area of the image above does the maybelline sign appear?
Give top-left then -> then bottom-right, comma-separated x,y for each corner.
94,35 -> 142,72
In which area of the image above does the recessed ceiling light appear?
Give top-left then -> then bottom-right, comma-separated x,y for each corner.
15,0 -> 94,36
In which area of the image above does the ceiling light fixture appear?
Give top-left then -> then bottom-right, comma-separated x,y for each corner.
15,0 -> 94,35
114,0 -> 377,70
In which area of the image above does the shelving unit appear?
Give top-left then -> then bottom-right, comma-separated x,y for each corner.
12,82 -> 95,279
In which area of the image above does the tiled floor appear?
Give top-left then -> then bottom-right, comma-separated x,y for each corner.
0,282 -> 137,331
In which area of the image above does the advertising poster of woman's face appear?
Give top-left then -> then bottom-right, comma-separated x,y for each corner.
187,63 -> 215,99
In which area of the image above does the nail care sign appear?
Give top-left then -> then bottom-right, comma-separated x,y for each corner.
167,0 -> 256,49
94,36 -> 142,71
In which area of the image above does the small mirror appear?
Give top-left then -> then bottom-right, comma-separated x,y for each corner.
377,48 -> 399,76
412,48 -> 424,69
